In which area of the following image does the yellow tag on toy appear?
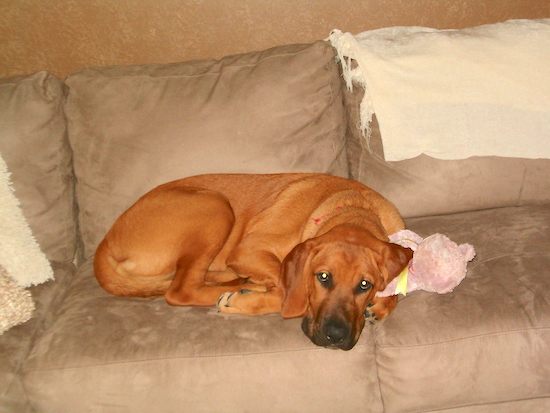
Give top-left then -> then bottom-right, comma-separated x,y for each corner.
395,267 -> 409,296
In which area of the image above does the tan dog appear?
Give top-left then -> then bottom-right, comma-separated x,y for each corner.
94,173 -> 412,350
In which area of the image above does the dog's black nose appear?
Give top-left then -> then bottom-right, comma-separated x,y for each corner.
324,320 -> 351,344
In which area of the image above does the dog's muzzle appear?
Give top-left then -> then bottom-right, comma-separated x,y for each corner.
302,316 -> 357,351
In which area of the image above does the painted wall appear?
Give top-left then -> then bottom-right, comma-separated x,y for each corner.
1,0 -> 549,79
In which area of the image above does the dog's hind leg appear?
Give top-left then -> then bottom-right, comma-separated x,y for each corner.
96,184 -> 252,303
161,187 -> 265,307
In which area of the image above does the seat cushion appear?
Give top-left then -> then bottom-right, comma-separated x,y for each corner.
374,205 -> 550,412
65,40 -> 348,259
0,262 -> 75,412
23,259 -> 383,413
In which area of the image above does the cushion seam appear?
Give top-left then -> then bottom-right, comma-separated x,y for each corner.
0,72 -> 48,88
23,342 -> 370,373
67,43 -> 330,81
411,395 -> 550,413
375,326 -> 550,350
470,251 -> 549,269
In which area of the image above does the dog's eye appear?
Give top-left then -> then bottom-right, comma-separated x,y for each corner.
356,279 -> 372,293
316,271 -> 333,288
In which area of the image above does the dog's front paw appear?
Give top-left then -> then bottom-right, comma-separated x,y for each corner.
364,302 -> 380,325
364,295 -> 399,324
217,286 -> 271,315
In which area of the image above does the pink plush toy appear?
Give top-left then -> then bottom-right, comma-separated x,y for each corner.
376,229 -> 476,297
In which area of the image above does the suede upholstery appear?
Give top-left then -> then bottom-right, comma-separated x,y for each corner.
0,263 -> 75,412
0,72 -> 78,412
65,41 -> 348,258
0,72 -> 77,263
380,205 -> 550,412
23,261 -> 383,413
1,4 -> 549,413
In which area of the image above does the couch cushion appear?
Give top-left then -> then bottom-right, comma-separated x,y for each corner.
65,41 -> 348,259
23,259 -> 383,413
374,204 -> 550,412
343,86 -> 550,218
0,262 -> 75,412
0,71 -> 77,262
0,72 -> 77,410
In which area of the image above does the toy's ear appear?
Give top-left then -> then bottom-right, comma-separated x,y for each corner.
459,243 -> 476,262
378,242 -> 413,290
280,240 -> 316,319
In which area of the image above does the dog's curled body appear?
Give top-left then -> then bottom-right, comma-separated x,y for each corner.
95,173 -> 412,350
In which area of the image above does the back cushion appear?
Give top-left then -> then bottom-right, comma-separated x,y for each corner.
0,71 -> 77,262
65,41 -> 348,258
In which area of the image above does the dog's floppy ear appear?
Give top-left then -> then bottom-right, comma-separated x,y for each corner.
378,242 -> 413,290
280,240 -> 316,319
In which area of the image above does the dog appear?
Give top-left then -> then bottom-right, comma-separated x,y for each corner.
94,173 -> 412,350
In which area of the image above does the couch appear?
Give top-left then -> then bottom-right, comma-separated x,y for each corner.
1,1 -> 549,412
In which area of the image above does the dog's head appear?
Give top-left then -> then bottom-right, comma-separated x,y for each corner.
280,225 -> 412,350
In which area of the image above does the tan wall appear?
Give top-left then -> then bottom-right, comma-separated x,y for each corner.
1,0 -> 549,79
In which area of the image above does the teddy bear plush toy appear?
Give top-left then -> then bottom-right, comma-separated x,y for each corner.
376,229 -> 476,297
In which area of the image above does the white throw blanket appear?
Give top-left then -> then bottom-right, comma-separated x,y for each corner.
329,19 -> 550,161
0,153 -> 53,287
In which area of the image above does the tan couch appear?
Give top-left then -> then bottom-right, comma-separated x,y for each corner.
1,2 -> 549,412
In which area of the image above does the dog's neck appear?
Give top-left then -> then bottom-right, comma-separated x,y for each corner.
316,207 -> 387,239
302,195 -> 387,242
